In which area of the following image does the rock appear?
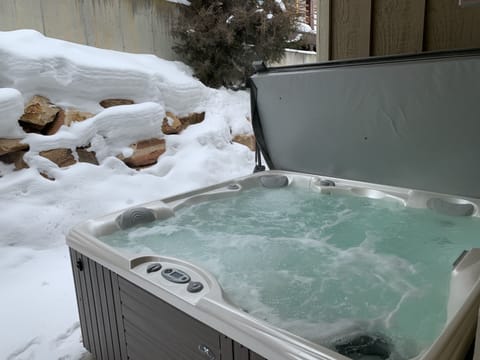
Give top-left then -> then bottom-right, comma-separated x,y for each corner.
100,99 -> 134,108
0,150 -> 28,170
44,109 -> 65,135
122,138 -> 166,168
44,110 -> 95,135
162,112 -> 183,135
19,95 -> 60,130
64,110 -> 94,126
39,148 -> 76,168
179,112 -> 205,127
77,147 -> 98,165
0,138 -> 29,156
40,172 -> 55,181
14,151 -> 28,170
232,134 -> 256,151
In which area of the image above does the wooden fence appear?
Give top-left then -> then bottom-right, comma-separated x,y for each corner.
317,0 -> 480,61
0,0 -> 177,60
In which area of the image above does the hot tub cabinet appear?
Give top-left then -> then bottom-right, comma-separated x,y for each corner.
68,49 -> 480,360
69,248 -> 266,360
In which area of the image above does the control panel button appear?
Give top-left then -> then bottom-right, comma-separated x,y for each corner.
187,281 -> 204,293
161,268 -> 191,284
146,263 -> 162,273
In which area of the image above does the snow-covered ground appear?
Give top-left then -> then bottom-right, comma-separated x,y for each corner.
0,30 -> 254,360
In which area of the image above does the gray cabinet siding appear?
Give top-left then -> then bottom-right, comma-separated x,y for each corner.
69,248 -> 266,360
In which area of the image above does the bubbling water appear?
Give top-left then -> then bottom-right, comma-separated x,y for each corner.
101,186 -> 480,359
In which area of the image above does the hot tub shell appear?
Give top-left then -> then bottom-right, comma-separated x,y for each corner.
67,49 -> 480,360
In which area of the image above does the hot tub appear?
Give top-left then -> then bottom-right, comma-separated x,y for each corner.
67,171 -> 480,360
67,49 -> 480,360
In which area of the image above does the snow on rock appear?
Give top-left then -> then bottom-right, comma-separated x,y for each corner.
0,30 -> 209,114
23,102 -> 165,162
0,88 -> 25,138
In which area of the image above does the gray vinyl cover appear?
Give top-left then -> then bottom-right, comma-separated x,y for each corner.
250,50 -> 480,198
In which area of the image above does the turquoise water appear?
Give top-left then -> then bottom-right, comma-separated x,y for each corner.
101,186 -> 480,359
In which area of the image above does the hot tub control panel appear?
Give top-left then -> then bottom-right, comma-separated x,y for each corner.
130,256 -> 209,302
162,268 -> 191,284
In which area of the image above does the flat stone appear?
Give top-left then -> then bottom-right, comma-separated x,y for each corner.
14,151 -> 28,170
232,134 -> 256,151
40,172 -> 55,181
77,147 -> 98,165
122,138 -> 166,168
162,112 -> 183,135
0,150 -> 29,170
44,110 -> 94,135
64,110 -> 94,126
0,138 -> 29,156
100,99 -> 134,108
39,148 -> 76,168
19,95 -> 60,128
179,112 -> 205,127
44,109 -> 65,135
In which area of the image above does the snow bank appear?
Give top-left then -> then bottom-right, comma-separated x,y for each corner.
0,30 -> 209,114
0,30 -> 254,360
0,88 -> 25,138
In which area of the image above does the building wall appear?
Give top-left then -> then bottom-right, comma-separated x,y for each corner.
270,49 -> 318,67
318,0 -> 480,61
0,0 -> 178,60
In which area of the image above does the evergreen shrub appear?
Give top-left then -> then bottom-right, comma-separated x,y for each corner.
172,0 -> 298,88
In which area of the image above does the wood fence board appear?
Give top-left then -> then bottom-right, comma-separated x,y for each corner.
317,0 -> 331,61
424,0 -> 480,51
371,0 -> 426,56
330,0 -> 372,59
41,0 -> 86,44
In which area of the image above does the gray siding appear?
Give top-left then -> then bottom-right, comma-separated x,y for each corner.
69,248 -> 267,360
70,248 -> 128,360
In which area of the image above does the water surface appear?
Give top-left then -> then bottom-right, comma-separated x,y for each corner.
101,186 -> 480,359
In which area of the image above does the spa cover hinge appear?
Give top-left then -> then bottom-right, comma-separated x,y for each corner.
253,146 -> 266,173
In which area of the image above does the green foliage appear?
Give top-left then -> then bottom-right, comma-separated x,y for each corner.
172,0 -> 297,88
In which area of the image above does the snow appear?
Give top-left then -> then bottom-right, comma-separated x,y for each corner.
0,29 -> 208,115
275,0 -> 287,12
0,88 -> 25,138
167,0 -> 191,5
297,22 -> 314,34
0,30 -> 254,360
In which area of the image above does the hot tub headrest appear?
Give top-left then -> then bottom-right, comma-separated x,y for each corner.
116,207 -> 156,230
